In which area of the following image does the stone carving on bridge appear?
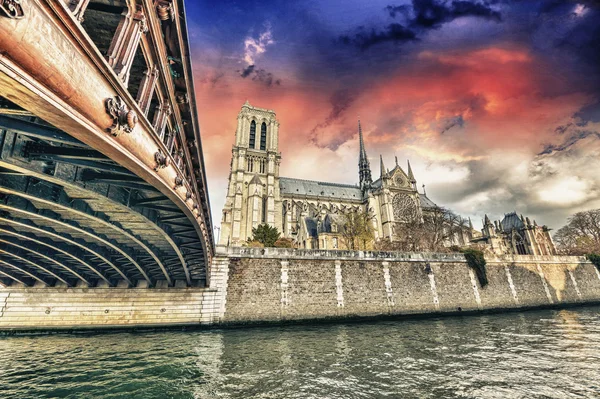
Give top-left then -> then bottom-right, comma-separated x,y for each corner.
154,150 -> 170,171
156,1 -> 174,21
0,0 -> 25,19
174,175 -> 184,189
105,96 -> 137,136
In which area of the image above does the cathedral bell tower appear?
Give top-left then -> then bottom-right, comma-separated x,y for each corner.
219,101 -> 282,246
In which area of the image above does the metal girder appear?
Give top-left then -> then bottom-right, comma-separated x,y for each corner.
133,204 -> 181,213
160,214 -> 189,222
0,168 -> 193,285
0,202 -> 154,285
0,267 -> 29,286
0,186 -> 174,285
0,248 -> 70,286
0,224 -> 111,286
0,258 -> 50,287
0,210 -> 140,286
34,157 -> 134,176
131,196 -> 169,205
0,236 -> 91,286
25,142 -> 107,161
0,115 -> 85,147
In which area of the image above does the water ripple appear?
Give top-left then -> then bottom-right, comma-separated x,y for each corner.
1,307 -> 600,398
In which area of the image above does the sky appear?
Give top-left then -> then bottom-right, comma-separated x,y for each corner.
185,0 -> 600,232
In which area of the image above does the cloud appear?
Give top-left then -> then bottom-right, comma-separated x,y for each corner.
311,90 -> 356,139
410,0 -> 501,29
199,71 -> 225,88
243,24 -> 274,65
385,5 -> 411,19
239,24 -> 282,86
342,1 -> 501,50
340,23 -> 418,50
238,65 -> 281,86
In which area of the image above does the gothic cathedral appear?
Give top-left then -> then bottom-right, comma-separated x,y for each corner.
219,101 -> 557,256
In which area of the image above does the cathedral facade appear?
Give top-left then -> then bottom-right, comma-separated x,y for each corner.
219,101 -> 557,255
219,101 -> 443,248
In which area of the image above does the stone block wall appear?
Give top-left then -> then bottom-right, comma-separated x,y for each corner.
1,247 -> 599,332
0,288 -> 215,331
216,248 -> 600,325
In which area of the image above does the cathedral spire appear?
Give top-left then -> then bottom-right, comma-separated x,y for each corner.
358,119 -> 372,191
407,160 -> 416,182
380,155 -> 386,178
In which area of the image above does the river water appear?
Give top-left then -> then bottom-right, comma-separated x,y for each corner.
1,307 -> 600,399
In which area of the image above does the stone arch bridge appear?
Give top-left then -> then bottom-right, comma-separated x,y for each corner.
0,0 -> 213,288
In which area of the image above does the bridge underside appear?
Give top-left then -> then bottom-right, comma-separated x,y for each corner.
0,113 -> 207,288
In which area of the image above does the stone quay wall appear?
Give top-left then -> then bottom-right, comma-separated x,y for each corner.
1,246 -> 599,332
216,247 -> 600,324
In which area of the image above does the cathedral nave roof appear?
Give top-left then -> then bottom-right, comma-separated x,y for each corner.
280,177 -> 362,201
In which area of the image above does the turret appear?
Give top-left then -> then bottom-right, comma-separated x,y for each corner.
407,160 -> 416,189
380,155 -> 386,179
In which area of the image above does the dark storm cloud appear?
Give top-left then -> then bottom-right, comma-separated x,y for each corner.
385,4 -> 411,18
238,65 -> 281,86
410,0 -> 501,29
539,130 -> 600,155
339,23 -> 418,50
310,90 -> 357,147
341,0 -> 501,50
440,115 -> 464,134
240,65 -> 255,78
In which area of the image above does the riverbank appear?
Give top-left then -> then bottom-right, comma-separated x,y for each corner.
1,248 -> 599,333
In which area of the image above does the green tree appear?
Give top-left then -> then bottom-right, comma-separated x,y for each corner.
251,224 -> 280,247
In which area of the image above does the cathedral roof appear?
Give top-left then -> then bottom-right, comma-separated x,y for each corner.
501,212 -> 525,231
419,193 -> 437,209
280,177 -> 362,201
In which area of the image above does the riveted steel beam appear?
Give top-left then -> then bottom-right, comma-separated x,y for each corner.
0,248 -> 70,286
0,202 -> 153,286
0,166 -> 194,285
0,267 -> 29,286
0,115 -> 85,147
0,259 -> 50,287
0,224 -> 112,286
25,142 -> 107,161
0,236 -> 90,286
0,258 -> 50,286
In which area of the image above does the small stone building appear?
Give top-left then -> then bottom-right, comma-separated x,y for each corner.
473,212 -> 557,255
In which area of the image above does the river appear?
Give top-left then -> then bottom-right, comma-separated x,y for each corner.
1,307 -> 599,398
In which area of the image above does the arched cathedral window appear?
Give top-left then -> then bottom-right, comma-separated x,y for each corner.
249,120 -> 256,148
260,122 -> 267,150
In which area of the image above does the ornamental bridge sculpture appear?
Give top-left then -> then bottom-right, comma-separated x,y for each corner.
0,0 -> 214,288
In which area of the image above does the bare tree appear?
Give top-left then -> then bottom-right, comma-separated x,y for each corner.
555,209 -> 600,255
377,206 -> 468,252
340,208 -> 375,250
